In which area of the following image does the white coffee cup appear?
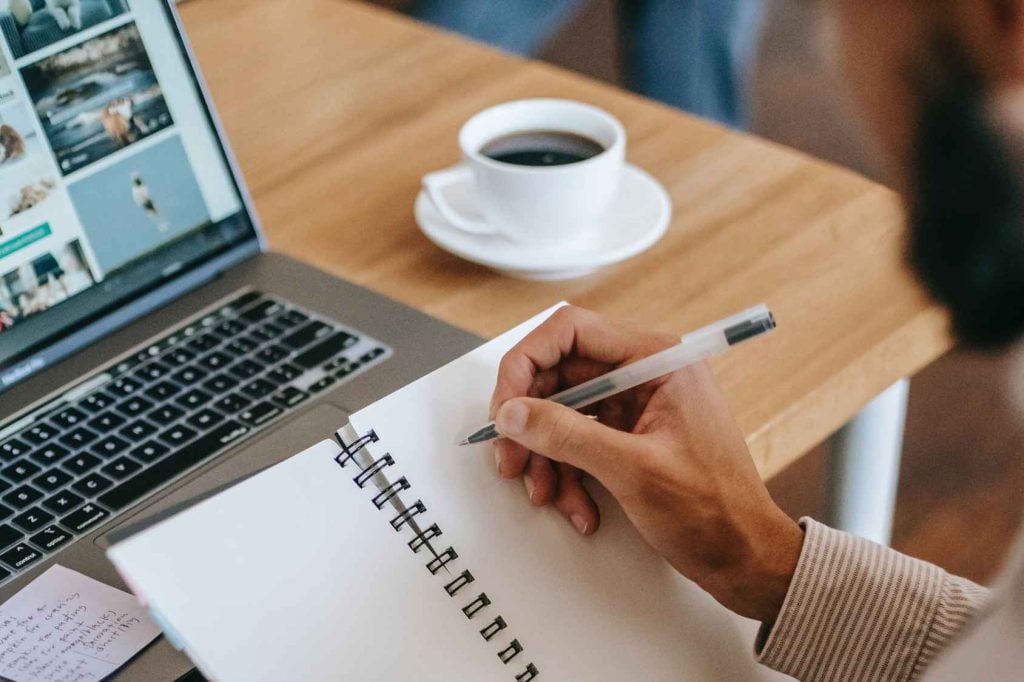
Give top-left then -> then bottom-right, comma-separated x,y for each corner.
422,99 -> 626,246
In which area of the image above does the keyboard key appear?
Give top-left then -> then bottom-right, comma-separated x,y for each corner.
214,319 -> 248,338
199,351 -> 232,371
159,424 -> 198,447
0,504 -> 11,521
109,377 -> 144,398
60,427 -> 98,449
117,396 -> 155,418
308,376 -> 337,394
88,411 -> 127,433
225,337 -> 259,355
120,420 -> 158,442
282,321 -> 333,350
240,299 -> 283,322
202,374 -> 234,393
246,328 -> 274,344
3,485 -> 43,509
213,393 -> 250,414
256,345 -> 290,365
0,480 -> 8,494
63,453 -> 101,476
229,359 -> 264,380
293,332 -> 357,368
42,491 -> 84,515
0,438 -> 30,462
148,404 -> 185,426
32,468 -> 72,493
12,507 -> 54,533
187,409 -> 223,430
145,381 -> 181,401
187,332 -> 221,354
1,543 -> 41,571
130,441 -> 169,463
267,364 -> 303,384
279,309 -> 309,326
91,435 -> 130,459
81,391 -> 116,413
73,473 -> 114,496
238,402 -> 282,427
242,379 -> 277,399
1,460 -> 41,483
171,367 -> 207,385
135,362 -> 171,383
224,291 -> 263,313
29,444 -> 71,467
164,348 -> 197,367
51,406 -> 87,429
22,422 -> 57,444
261,321 -> 286,338
0,524 -> 21,550
30,525 -> 73,553
101,457 -> 141,481
100,421 -> 251,511
271,387 -> 309,409
60,503 -> 109,534
176,389 -> 212,411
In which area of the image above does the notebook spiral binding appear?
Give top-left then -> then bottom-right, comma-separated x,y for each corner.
334,429 -> 540,681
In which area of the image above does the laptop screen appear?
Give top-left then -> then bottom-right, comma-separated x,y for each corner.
0,1 -> 256,390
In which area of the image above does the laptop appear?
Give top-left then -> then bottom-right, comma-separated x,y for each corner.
0,1 -> 479,677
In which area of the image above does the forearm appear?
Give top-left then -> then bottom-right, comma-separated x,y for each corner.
756,518 -> 991,681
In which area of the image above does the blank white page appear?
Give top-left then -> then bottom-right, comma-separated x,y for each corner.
107,440 -> 503,681
349,305 -> 791,681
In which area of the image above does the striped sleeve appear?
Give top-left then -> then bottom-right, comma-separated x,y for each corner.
755,518 -> 991,681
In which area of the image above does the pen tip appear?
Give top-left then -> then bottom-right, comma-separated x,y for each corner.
458,439 -> 470,447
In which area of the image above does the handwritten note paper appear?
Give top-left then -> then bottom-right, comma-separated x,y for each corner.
0,565 -> 160,682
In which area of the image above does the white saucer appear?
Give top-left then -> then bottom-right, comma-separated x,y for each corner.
415,164 -> 672,280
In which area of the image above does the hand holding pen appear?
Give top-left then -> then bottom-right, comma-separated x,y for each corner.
482,305 -> 803,625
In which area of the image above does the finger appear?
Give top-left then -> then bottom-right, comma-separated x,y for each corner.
495,397 -> 640,485
552,463 -> 600,535
490,306 -> 674,416
494,438 -> 529,479
524,453 -> 557,507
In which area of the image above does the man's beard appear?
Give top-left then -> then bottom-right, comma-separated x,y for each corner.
910,42 -> 1024,349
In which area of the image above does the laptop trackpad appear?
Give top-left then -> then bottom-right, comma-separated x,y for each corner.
97,403 -> 349,549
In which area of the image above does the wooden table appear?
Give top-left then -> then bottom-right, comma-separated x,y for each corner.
178,0 -> 951,483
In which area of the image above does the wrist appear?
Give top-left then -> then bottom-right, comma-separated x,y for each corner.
746,515 -> 804,623
708,513 -> 803,623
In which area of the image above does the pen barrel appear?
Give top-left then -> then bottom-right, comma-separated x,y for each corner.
550,332 -> 727,412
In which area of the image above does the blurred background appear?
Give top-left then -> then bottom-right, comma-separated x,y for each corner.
365,0 -> 1024,586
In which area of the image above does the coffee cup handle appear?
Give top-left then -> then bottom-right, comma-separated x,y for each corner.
422,166 -> 499,236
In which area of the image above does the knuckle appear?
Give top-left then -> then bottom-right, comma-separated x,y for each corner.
546,409 -> 579,454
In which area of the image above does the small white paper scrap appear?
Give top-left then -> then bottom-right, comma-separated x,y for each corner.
0,564 -> 161,682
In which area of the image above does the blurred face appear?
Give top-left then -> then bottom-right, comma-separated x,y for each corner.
832,0 -> 1024,348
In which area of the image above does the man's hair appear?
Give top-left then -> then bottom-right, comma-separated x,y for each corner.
910,36 -> 1024,348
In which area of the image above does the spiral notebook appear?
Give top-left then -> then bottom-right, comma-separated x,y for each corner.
107,305 -> 788,681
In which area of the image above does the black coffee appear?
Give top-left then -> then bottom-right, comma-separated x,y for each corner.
481,130 -> 605,167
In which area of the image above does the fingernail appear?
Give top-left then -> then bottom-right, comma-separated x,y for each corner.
496,400 -> 529,436
571,514 -> 589,535
494,447 -> 503,476
524,474 -> 536,503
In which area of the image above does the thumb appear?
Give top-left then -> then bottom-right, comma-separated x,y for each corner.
494,397 -> 637,484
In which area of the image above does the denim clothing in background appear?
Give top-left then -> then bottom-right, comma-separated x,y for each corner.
407,0 -> 763,128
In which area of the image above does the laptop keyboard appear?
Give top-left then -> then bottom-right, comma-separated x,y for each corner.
0,291 -> 391,586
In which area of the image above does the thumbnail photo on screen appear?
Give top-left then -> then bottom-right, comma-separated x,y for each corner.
21,22 -> 173,175
0,0 -> 130,60
0,237 -> 95,332
0,100 -> 41,176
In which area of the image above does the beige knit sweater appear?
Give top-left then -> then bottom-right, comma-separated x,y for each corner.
754,518 -> 1024,681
